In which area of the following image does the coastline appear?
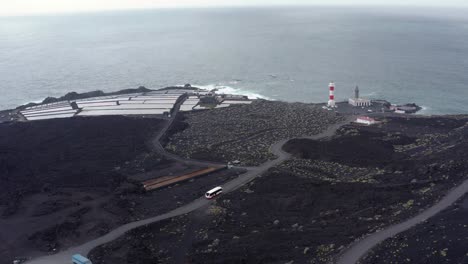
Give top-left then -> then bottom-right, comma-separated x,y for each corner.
0,86 -> 467,264
0,84 -> 429,124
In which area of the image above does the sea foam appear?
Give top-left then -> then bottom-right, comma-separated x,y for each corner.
178,84 -> 271,100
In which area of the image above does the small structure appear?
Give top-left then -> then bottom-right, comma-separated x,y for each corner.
328,82 -> 336,108
356,116 -> 377,125
142,167 -> 224,191
328,82 -> 337,108
349,86 -> 371,107
390,104 -> 417,114
72,254 -> 92,264
222,94 -> 248,100
395,105 -> 420,114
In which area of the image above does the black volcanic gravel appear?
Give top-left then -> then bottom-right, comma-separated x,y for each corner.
0,116 -> 165,199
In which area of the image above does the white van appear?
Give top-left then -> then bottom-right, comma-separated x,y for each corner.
205,186 -> 223,199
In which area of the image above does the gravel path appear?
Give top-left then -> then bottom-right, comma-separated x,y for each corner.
334,178 -> 468,264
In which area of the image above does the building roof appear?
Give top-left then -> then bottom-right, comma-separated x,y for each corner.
357,116 -> 376,121
349,98 -> 371,102
72,254 -> 90,262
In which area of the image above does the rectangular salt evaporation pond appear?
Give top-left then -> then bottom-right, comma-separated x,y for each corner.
152,93 -> 182,96
134,99 -> 179,103
135,94 -> 181,97
119,100 -> 175,105
222,100 -> 252,104
145,93 -> 183,97
21,106 -> 74,115
116,93 -> 143,98
75,97 -> 131,105
26,112 -> 77,121
143,101 -> 177,105
79,105 -> 173,110
139,96 -> 180,99
131,97 -> 179,101
179,105 -> 196,111
74,95 -> 121,102
27,101 -> 70,108
23,109 -> 78,117
119,102 -> 175,108
141,102 -> 177,106
130,100 -> 178,104
25,101 -> 71,110
193,105 -> 209,110
77,102 -> 119,108
180,104 -> 198,109
180,106 -> 196,111
76,98 -> 128,104
140,97 -> 181,101
132,101 -> 176,105
138,93 -> 182,97
119,100 -> 177,106
78,109 -> 169,116
181,104 -> 199,108
183,100 -> 199,105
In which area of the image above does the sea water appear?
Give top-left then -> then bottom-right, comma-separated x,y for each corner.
0,6 -> 467,114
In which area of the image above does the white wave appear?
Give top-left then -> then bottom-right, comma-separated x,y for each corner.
22,98 -> 44,106
180,84 -> 270,100
417,106 -> 433,116
361,91 -> 377,98
228,80 -> 242,85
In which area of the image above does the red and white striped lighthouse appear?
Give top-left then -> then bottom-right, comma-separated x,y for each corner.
328,82 -> 336,108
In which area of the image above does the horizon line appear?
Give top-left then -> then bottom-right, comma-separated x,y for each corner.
1,3 -> 468,18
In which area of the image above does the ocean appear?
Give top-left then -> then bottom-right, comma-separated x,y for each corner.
0,6 -> 467,114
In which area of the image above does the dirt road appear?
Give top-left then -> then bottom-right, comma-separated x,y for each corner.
334,179 -> 468,264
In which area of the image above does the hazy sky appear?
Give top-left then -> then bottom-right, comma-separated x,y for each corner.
1,0 -> 468,16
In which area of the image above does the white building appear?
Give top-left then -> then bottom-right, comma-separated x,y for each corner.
356,116 -> 377,125
349,86 -> 371,107
349,98 -> 372,107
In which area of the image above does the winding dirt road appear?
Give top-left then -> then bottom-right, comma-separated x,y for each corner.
334,179 -> 468,264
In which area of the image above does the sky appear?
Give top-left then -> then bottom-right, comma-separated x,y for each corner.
1,0 -> 468,16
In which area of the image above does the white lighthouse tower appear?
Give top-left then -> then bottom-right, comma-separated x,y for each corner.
328,82 -> 336,108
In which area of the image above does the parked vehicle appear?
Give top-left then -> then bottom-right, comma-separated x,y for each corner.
72,254 -> 92,264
